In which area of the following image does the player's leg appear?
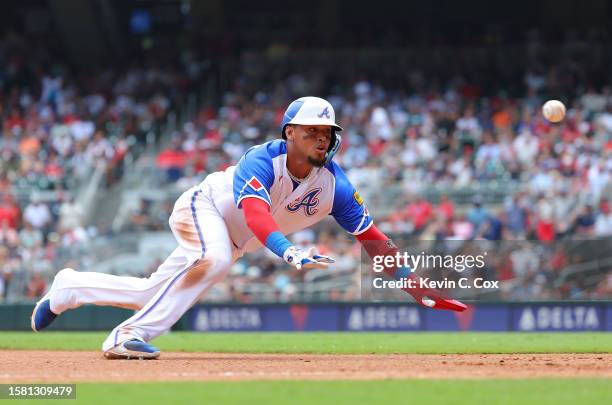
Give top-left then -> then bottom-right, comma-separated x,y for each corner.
30,247 -> 185,331
102,185 -> 233,358
31,184 -> 209,331
52,247 -> 188,313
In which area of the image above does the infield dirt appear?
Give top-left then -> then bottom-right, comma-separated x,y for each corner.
1,352 -> 611,382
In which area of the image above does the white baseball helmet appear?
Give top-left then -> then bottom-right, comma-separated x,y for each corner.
280,96 -> 343,138
280,97 -> 344,164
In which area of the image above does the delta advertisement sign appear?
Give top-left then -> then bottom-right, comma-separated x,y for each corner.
189,303 -> 610,332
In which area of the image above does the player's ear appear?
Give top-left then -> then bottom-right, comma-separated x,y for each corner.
285,125 -> 295,141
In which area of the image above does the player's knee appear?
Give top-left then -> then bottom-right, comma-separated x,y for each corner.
178,254 -> 230,289
208,254 -> 232,277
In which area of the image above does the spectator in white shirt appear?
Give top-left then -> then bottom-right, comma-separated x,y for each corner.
23,197 -> 51,231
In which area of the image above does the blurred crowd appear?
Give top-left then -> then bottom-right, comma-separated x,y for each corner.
161,63 -> 612,241
149,43 -> 612,301
2,30 -> 612,302
0,32 -> 202,301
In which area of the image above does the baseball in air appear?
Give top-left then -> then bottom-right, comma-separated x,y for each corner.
542,100 -> 566,123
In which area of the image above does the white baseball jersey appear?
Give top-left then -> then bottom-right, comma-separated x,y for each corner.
202,139 -> 373,255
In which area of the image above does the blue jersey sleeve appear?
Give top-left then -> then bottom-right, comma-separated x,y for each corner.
329,162 -> 373,235
233,143 -> 276,208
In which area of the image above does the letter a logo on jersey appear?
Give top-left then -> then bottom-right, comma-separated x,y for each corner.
286,188 -> 322,216
317,107 -> 330,119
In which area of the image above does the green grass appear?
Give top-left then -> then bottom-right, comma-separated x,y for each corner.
8,379 -> 612,405
3,333 -> 610,405
1,331 -> 611,354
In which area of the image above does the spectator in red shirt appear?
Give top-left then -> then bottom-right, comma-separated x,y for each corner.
406,195 -> 434,232
26,272 -> 47,299
535,219 -> 555,242
0,195 -> 20,230
157,139 -> 187,182
5,109 -> 25,133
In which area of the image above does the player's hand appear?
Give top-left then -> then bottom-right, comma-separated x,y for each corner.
283,246 -> 335,270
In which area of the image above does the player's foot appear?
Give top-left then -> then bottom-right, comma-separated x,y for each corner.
30,298 -> 57,332
30,268 -> 75,332
104,339 -> 161,360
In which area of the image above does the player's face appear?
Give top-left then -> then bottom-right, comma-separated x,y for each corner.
286,124 -> 332,167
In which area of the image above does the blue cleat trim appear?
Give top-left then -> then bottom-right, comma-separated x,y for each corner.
104,339 -> 161,360
123,339 -> 160,354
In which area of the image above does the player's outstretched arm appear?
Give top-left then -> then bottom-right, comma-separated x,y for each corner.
356,224 -> 467,312
241,197 -> 334,270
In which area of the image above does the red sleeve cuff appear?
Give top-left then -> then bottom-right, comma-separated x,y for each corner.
355,224 -> 389,242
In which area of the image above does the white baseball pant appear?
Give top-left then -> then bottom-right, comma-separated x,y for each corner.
47,183 -> 235,352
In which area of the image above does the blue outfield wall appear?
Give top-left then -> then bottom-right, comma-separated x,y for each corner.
2,302 -> 610,331
189,302 -> 612,332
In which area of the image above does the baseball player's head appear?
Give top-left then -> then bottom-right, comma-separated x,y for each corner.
281,97 -> 343,167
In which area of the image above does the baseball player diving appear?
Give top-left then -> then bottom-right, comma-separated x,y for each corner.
31,97 -> 466,359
